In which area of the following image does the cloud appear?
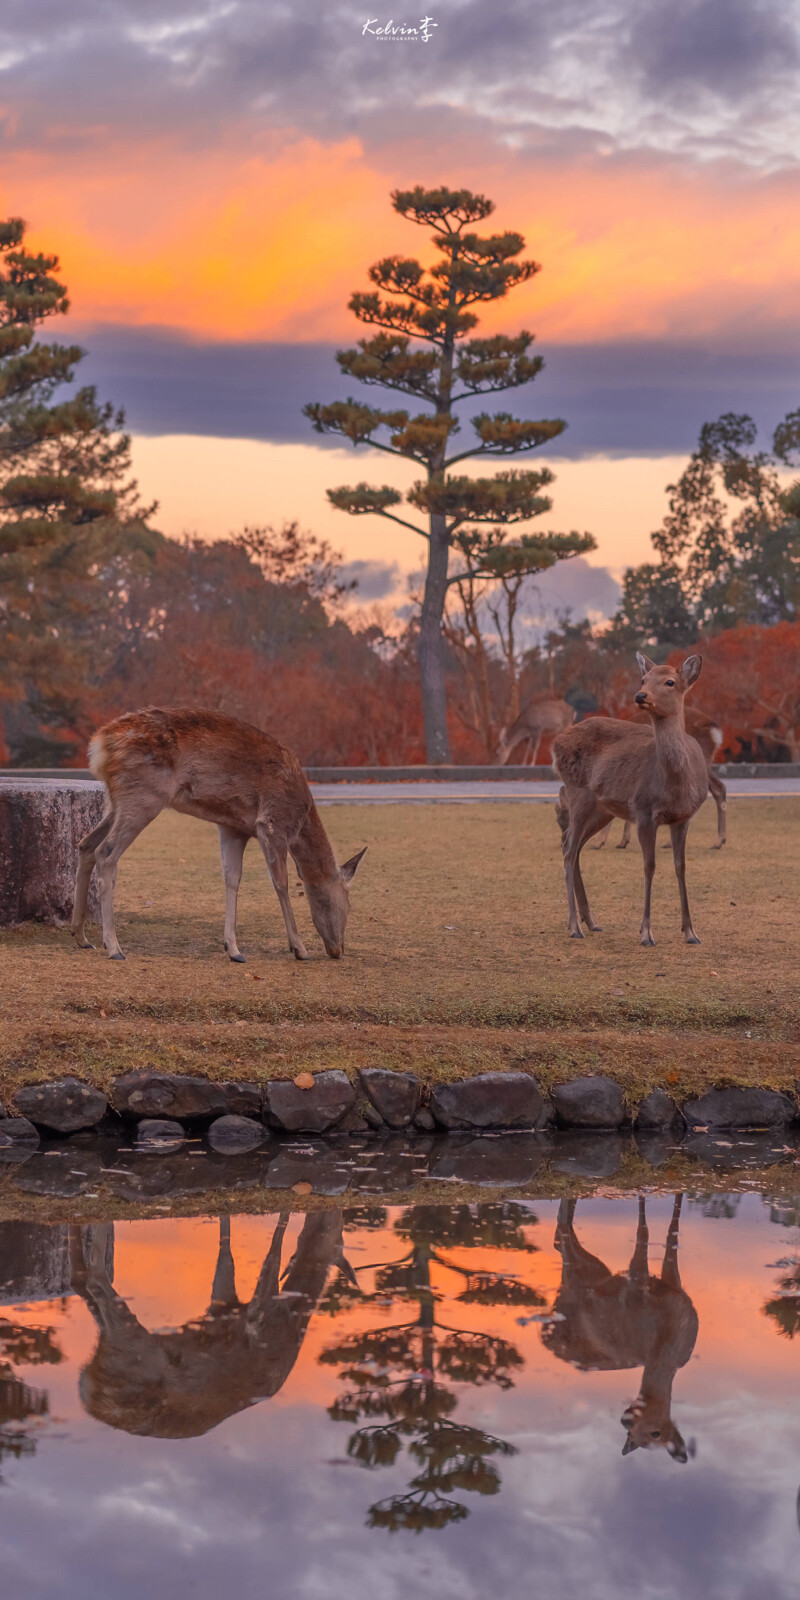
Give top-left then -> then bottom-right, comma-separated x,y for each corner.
75,323 -> 800,458
519,556 -> 622,624
339,558 -> 400,598
1,0 -> 800,169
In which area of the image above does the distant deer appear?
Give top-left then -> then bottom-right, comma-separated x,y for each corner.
593,706 -> 726,850
542,1195 -> 697,1462
69,1213 -> 351,1437
553,653 -> 709,944
496,697 -> 575,766
71,707 -> 366,962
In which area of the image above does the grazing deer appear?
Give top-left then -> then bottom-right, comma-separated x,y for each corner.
593,706 -> 726,850
543,1195 -> 697,1462
71,707 -> 366,961
69,1213 -> 351,1437
496,697 -> 575,766
553,653 -> 708,944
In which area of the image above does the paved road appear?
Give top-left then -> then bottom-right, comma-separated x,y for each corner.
311,778 -> 800,804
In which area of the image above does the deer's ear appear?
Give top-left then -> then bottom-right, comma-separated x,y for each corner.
681,654 -> 702,687
340,846 -> 367,885
635,651 -> 656,676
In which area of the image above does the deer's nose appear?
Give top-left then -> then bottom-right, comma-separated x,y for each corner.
634,691 -> 648,705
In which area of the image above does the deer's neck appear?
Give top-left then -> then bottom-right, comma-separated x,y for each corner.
651,710 -> 691,777
291,799 -> 338,885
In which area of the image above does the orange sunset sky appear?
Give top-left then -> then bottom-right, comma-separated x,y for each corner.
3,0 -> 799,616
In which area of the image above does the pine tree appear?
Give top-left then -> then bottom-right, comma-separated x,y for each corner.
0,217 -> 160,756
305,186 -> 593,762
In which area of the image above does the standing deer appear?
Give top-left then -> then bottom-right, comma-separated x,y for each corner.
542,1195 -> 697,1462
71,707 -> 366,962
553,653 -> 708,944
593,706 -> 726,850
496,697 -> 575,766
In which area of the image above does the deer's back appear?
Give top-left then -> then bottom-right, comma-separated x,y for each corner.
90,707 -> 310,836
544,1275 -> 698,1373
553,716 -> 652,789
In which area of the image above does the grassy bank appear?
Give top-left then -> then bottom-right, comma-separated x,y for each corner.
1,798 -> 798,1102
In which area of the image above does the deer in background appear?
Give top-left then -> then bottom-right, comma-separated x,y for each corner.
496,697 -> 575,766
553,653 -> 709,944
71,707 -> 366,962
542,1195 -> 697,1462
593,706 -> 726,850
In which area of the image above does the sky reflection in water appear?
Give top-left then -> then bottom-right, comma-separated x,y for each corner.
0,1194 -> 799,1599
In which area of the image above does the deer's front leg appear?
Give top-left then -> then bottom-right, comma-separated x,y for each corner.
257,827 -> 309,960
670,820 -> 700,944
219,827 -> 247,962
637,820 -> 658,945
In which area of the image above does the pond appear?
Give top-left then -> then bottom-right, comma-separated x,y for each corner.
1,1193 -> 799,1598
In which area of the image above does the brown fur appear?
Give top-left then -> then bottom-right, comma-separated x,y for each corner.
73,707 -> 366,961
592,706 -> 727,850
496,697 -> 575,766
553,654 -> 709,944
70,1214 -> 346,1437
544,1196 -> 697,1462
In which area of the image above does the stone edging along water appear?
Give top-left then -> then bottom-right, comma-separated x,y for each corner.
1,1069 -> 798,1154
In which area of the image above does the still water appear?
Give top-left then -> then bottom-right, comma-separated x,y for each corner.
1,1194 -> 799,1598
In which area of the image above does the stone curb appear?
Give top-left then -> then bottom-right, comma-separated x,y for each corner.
5,1070 -> 800,1143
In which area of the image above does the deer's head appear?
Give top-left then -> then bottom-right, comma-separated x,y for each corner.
634,652 -> 702,719
304,847 -> 367,959
621,1399 -> 689,1462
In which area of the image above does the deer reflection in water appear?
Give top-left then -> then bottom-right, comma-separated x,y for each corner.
543,1194 -> 698,1461
69,1212 -> 350,1437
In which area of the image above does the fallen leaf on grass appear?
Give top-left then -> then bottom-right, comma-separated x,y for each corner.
611,989 -> 626,997
292,1181 -> 312,1194
293,1072 -> 315,1090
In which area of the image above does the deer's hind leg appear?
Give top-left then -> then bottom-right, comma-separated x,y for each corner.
219,827 -> 248,962
94,797 -> 164,959
562,790 -> 612,937
71,809 -> 115,949
709,770 -> 727,848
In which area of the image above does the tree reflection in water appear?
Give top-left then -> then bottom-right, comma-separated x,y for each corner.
0,1317 -> 63,1480
320,1203 -> 543,1532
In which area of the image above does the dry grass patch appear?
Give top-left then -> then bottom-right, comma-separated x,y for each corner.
1,797 -> 798,1099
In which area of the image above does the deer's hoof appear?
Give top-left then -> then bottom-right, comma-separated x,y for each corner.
685,933 -> 701,945
569,929 -> 584,940
640,934 -> 656,947
711,842 -> 725,850
109,951 -> 126,961
228,952 -> 246,964
73,937 -> 95,950
292,946 -> 310,961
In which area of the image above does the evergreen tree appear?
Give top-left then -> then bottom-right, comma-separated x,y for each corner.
0,217 -> 160,756
608,411 -> 800,650
306,186 -> 592,762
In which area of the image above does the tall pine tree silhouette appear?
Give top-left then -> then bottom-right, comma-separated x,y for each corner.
306,186 -> 594,762
0,217 -> 160,758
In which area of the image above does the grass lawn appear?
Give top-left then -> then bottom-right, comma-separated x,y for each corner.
1,796 -> 798,1105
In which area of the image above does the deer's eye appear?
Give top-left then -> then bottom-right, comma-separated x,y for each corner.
665,679 -> 675,686
651,1430 -> 661,1439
